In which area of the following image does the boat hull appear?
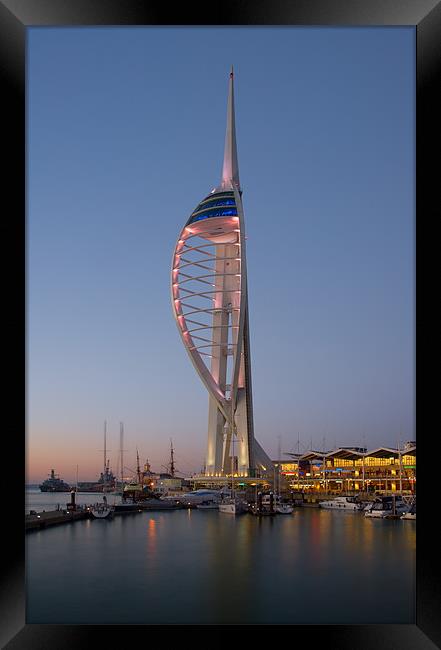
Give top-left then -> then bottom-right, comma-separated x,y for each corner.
39,487 -> 71,493
319,498 -> 361,511
219,501 -> 246,515
365,508 -> 409,518
90,507 -> 113,519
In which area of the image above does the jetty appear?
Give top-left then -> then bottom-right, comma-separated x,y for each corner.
26,509 -> 90,531
26,494 -> 184,531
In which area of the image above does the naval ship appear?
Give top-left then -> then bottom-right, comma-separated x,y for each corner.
39,469 -> 71,492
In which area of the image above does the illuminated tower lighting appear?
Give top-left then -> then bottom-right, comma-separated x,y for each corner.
171,68 -> 272,478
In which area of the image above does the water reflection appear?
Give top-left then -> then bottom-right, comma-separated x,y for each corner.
27,508 -> 415,625
147,518 -> 156,546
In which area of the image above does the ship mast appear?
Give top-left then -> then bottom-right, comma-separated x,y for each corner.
99,420 -> 111,482
136,448 -> 141,485
120,422 -> 124,490
170,438 -> 175,477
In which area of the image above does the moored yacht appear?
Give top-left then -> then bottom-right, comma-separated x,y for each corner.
401,511 -> 416,520
219,496 -> 247,515
365,496 -> 409,518
401,499 -> 416,520
196,500 -> 219,510
261,494 -> 293,514
276,502 -> 294,514
319,496 -> 363,511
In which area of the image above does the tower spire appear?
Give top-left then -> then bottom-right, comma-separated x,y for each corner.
220,66 -> 240,191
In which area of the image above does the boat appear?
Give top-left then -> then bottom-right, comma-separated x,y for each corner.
401,510 -> 416,520
250,507 -> 275,516
275,502 -> 294,514
318,496 -> 363,511
250,492 -> 276,516
121,450 -> 163,503
39,469 -> 71,493
90,497 -> 114,519
401,499 -> 416,520
162,489 -> 223,506
196,500 -> 219,510
90,503 -> 113,518
272,439 -> 293,514
218,432 -> 247,515
114,502 -> 141,513
261,493 -> 293,514
400,511 -> 416,521
365,496 -> 409,518
219,497 -> 247,515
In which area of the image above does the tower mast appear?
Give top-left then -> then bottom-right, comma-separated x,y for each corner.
220,65 -> 240,191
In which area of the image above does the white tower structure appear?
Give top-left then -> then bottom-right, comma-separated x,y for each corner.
171,69 -> 272,478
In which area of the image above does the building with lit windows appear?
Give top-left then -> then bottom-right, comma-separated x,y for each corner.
278,442 -> 416,494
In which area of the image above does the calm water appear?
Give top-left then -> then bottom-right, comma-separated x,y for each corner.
25,487 -> 122,514
26,490 -> 416,625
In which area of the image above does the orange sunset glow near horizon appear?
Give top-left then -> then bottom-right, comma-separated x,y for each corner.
26,423 -> 205,484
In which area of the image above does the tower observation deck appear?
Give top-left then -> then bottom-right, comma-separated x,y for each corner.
171,69 -> 273,479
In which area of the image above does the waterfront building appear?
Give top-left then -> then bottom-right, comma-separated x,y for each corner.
153,476 -> 184,495
171,68 -> 272,483
280,443 -> 416,494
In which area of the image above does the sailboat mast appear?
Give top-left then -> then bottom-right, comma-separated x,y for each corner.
170,438 -> 175,477
231,419 -> 236,498
120,422 -> 124,490
104,420 -> 107,478
398,436 -> 403,496
231,435 -> 234,497
277,435 -> 282,497
136,448 -> 141,485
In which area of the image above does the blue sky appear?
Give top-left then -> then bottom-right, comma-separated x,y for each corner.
27,27 -> 414,481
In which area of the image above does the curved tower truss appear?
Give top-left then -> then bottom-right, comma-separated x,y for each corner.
171,69 -> 272,478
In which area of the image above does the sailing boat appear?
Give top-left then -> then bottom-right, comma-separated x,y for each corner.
218,429 -> 246,515
122,449 -> 145,500
274,437 -> 293,514
90,495 -> 114,519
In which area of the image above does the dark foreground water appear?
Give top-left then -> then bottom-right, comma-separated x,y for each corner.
26,504 -> 415,625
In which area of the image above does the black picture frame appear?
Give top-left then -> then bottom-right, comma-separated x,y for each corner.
2,0 -> 438,646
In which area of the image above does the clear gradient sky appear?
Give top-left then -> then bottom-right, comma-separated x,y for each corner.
27,27 -> 414,484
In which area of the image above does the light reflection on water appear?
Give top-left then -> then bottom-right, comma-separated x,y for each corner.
26,507 -> 415,625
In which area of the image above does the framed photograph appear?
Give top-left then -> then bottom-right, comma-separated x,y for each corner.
2,0 -> 438,646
